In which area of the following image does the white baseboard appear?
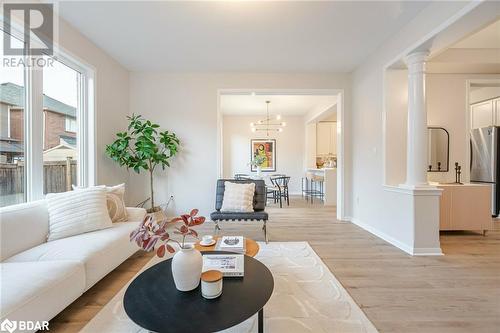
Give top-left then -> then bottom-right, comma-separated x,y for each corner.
345,216 -> 443,256
411,247 -> 443,256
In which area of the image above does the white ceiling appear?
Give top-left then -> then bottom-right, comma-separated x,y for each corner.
428,19 -> 500,74
452,19 -> 500,49
57,1 -> 430,72
220,94 -> 336,116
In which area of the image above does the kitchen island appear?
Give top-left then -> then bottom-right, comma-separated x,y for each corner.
306,168 -> 337,206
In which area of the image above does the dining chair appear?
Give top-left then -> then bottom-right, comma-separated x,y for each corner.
270,176 -> 291,208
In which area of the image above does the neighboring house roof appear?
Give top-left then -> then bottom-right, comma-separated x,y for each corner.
0,82 -> 76,118
60,135 -> 76,147
0,139 -> 24,154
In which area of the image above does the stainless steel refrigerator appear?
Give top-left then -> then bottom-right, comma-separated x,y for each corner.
470,126 -> 500,216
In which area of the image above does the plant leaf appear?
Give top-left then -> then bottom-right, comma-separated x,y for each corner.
156,244 -> 166,257
166,244 -> 176,253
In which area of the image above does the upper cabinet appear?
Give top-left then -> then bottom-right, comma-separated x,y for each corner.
471,98 -> 500,129
316,121 -> 337,156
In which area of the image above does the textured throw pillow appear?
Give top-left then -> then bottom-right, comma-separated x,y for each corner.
220,182 -> 255,212
46,187 -> 112,241
73,184 -> 128,222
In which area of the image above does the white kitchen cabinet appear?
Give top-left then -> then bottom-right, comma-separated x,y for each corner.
471,100 -> 494,129
316,121 -> 337,155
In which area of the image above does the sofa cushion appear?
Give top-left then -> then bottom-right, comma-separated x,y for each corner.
73,184 -> 129,222
0,261 -> 85,324
0,200 -> 49,261
5,222 -> 140,290
46,187 -> 112,241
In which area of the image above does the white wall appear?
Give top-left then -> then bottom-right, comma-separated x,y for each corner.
56,11 -> 130,189
128,73 -> 350,216
384,69 -> 408,186
350,1 -> 484,254
222,115 -> 305,193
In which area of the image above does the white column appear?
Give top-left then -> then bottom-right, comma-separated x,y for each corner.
403,51 -> 431,188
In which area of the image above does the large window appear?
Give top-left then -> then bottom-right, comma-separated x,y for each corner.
0,29 -> 94,207
0,31 -> 25,206
43,57 -> 80,194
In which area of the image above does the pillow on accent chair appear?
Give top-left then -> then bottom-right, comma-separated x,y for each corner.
46,187 -> 112,241
220,181 -> 255,212
73,183 -> 128,222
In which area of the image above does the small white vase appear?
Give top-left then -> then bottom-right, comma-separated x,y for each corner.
171,244 -> 202,291
256,166 -> 262,177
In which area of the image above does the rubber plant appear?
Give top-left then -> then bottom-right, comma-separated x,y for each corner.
106,114 -> 180,213
130,209 -> 206,256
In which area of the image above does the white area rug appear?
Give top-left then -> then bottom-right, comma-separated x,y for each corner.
80,242 -> 377,333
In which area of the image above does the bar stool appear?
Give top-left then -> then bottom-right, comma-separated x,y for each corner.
311,174 -> 324,203
302,172 -> 324,203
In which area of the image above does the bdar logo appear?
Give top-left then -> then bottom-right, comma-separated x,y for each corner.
0,319 -> 17,333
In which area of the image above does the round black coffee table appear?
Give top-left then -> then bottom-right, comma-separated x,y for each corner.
123,251 -> 274,333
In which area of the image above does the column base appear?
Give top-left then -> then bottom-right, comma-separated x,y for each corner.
399,182 -> 436,190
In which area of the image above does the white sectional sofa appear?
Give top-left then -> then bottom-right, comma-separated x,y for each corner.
0,199 -> 146,331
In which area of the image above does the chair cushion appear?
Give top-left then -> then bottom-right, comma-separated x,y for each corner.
220,181 -> 255,212
215,179 -> 266,211
46,187 -> 112,241
5,222 -> 140,290
0,261 -> 85,323
210,211 -> 268,221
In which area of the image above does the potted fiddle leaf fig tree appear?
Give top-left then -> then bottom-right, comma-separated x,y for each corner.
106,114 -> 180,216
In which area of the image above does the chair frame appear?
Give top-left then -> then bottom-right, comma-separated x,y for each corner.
210,179 -> 269,243
270,176 -> 291,208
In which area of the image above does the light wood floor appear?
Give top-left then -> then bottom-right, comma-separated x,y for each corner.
49,196 -> 500,333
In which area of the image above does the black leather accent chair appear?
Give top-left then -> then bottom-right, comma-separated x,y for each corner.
210,179 -> 269,243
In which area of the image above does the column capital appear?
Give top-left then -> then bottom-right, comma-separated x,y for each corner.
404,51 -> 430,66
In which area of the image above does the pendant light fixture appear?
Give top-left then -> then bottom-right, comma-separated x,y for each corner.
250,101 -> 286,136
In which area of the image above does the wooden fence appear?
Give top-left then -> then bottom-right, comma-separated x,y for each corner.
0,159 -> 77,199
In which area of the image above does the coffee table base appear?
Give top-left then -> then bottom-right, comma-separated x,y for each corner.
258,308 -> 264,333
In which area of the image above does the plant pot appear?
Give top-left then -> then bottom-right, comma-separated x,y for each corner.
147,207 -> 167,223
171,244 -> 203,291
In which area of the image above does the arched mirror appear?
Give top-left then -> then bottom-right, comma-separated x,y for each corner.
428,127 -> 450,172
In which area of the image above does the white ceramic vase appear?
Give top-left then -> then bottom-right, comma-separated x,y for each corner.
171,244 -> 203,291
256,166 -> 262,177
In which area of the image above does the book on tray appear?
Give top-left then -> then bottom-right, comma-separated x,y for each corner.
215,236 -> 246,254
202,254 -> 244,277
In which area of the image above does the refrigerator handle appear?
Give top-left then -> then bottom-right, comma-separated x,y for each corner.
470,139 -> 473,172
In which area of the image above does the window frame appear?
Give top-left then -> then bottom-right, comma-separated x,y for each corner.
1,22 -> 96,203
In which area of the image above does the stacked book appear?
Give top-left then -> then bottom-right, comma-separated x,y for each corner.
215,236 -> 246,254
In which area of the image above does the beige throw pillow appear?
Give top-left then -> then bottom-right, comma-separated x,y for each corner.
46,187 -> 112,241
73,184 -> 128,222
220,182 -> 255,212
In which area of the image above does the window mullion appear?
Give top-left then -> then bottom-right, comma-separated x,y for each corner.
24,58 -> 44,201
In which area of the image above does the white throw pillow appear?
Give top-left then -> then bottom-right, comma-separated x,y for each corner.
46,187 -> 112,241
220,182 -> 255,212
73,184 -> 128,222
